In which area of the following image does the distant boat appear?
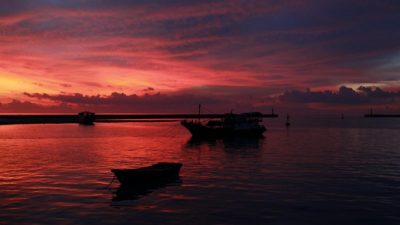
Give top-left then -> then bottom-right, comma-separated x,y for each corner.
78,111 -> 95,125
181,112 -> 266,138
111,162 -> 182,185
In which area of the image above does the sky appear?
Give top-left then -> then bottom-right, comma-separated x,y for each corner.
0,0 -> 399,114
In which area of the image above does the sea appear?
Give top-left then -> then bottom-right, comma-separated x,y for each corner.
0,116 -> 399,225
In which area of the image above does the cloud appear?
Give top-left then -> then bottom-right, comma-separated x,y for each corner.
280,86 -> 400,104
142,87 -> 155,92
60,83 -> 72,88
0,0 -> 400,112
357,86 -> 400,98
1,84 -> 399,114
0,99 -> 73,113
21,91 -> 229,113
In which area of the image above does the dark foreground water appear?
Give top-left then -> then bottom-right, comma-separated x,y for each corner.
0,117 -> 399,225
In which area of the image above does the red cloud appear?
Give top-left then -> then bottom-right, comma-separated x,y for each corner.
0,0 -> 399,114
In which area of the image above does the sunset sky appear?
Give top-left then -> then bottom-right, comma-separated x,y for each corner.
0,0 -> 399,114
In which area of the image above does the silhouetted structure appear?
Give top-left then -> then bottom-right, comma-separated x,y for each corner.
78,111 -> 95,125
364,108 -> 400,118
0,113 -> 278,125
365,114 -> 400,118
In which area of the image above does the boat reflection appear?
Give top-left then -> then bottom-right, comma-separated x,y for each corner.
184,136 -> 265,152
111,178 -> 182,202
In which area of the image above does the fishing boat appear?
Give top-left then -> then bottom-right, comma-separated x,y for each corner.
111,162 -> 182,185
181,111 -> 266,138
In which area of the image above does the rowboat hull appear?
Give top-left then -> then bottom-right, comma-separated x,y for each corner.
111,162 -> 182,186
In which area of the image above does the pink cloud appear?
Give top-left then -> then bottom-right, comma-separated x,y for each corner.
0,0 -> 399,113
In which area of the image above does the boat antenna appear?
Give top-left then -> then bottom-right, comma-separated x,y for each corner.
285,113 -> 291,127
198,104 -> 201,122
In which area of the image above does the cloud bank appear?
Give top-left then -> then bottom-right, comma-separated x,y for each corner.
0,1 -> 399,113
281,86 -> 400,104
0,86 -> 398,113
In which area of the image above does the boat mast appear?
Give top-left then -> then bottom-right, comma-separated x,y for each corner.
285,114 -> 291,127
198,104 -> 201,122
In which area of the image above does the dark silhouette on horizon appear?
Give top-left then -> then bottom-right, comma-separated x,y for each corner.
0,112 -> 279,125
78,111 -> 95,125
364,108 -> 400,118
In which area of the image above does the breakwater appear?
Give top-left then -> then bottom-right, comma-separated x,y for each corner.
364,114 -> 400,118
0,113 -> 279,125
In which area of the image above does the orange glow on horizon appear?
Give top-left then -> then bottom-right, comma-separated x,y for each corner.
0,72 -> 42,94
0,1 -> 399,113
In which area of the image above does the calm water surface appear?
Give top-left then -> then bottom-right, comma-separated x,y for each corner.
0,117 -> 400,225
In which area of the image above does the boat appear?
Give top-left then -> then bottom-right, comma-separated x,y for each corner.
181,112 -> 266,138
78,111 -> 95,125
111,162 -> 182,185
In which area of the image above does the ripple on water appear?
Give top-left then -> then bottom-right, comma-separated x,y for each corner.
0,122 -> 400,225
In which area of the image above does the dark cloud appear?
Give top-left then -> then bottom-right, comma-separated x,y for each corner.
21,92 -> 229,113
81,82 -> 103,88
280,86 -> 400,104
60,83 -> 72,88
3,85 -> 399,113
0,0 -> 400,112
357,86 -> 400,98
0,99 -> 73,113
142,87 -> 155,92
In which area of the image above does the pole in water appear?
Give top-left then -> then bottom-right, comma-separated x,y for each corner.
198,104 -> 201,122
285,114 -> 291,127
106,175 -> 116,190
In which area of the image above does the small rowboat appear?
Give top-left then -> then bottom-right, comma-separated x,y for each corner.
111,162 -> 182,185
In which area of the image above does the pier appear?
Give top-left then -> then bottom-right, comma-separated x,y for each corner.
0,113 -> 279,125
364,114 -> 400,118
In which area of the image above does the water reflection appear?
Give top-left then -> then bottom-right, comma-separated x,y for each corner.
184,136 -> 265,152
111,179 -> 182,202
1,122 -> 400,224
